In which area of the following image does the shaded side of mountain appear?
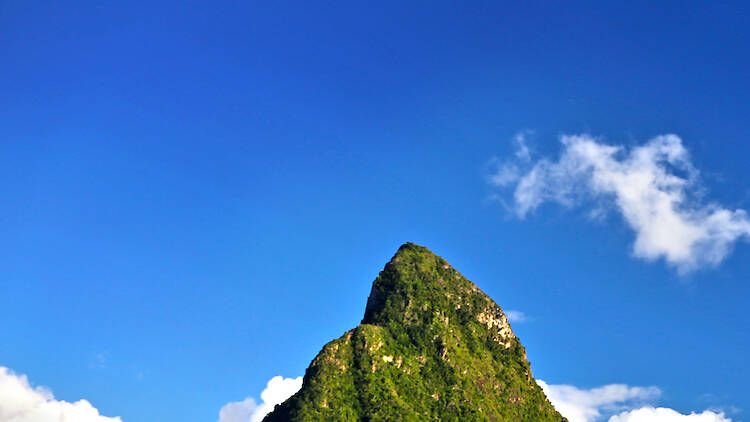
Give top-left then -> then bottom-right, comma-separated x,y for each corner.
264,243 -> 565,422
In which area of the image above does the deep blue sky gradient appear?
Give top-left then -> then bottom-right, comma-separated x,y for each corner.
1,2 -> 749,421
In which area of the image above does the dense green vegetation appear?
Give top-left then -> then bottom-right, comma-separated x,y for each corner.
264,243 -> 566,422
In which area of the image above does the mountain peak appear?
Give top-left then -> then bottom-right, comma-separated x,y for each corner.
363,243 -> 514,345
264,243 -> 564,422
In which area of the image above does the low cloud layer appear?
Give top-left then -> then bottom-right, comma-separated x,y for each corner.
490,133 -> 750,273
218,376 -> 302,422
0,366 -> 120,422
537,380 -> 660,422
610,407 -> 732,422
538,380 -> 730,422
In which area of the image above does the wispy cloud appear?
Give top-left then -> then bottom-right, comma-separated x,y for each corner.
488,131 -> 533,187
490,133 -> 750,273
0,366 -> 121,422
538,380 -> 730,422
218,376 -> 302,422
505,310 -> 529,323
513,130 -> 533,162
88,352 -> 107,370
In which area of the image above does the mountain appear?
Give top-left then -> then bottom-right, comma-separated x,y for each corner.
263,242 -> 565,422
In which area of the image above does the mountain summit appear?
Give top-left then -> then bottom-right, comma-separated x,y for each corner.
264,243 -> 565,421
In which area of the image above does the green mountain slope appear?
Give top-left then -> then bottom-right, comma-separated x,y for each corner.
264,243 -> 566,422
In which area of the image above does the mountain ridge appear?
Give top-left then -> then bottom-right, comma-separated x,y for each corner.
263,242 -> 565,421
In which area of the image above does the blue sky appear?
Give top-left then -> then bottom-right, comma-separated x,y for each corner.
1,1 -> 749,421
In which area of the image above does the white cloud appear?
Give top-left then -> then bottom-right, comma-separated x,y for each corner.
0,366 -> 121,422
505,310 -> 528,323
538,380 -> 731,422
609,407 -> 731,422
218,376 -> 302,422
537,380 -> 660,422
490,133 -> 750,273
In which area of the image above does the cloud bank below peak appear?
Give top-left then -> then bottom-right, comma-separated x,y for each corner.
0,366 -> 121,422
490,133 -> 750,273
538,380 -> 731,422
218,376 -> 302,422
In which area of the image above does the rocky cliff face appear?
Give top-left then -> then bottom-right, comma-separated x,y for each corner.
263,243 -> 565,422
